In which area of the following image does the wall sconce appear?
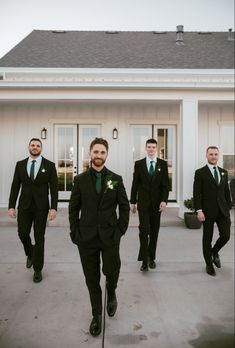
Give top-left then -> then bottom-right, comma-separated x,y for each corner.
41,128 -> 47,140
112,128 -> 118,139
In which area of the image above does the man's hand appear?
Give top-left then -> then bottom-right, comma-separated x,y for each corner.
48,209 -> 57,221
159,202 -> 167,212
8,208 -> 16,219
130,204 -> 137,214
197,211 -> 205,222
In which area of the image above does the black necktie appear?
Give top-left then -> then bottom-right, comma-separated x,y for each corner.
95,172 -> 102,193
213,166 -> 219,185
149,161 -> 154,176
30,160 -> 36,181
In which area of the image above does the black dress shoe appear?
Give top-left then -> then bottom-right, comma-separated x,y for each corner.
107,293 -> 117,317
140,263 -> 148,272
213,253 -> 221,268
26,256 -> 33,268
89,315 -> 102,337
148,259 -> 156,269
206,264 -> 216,276
33,271 -> 42,283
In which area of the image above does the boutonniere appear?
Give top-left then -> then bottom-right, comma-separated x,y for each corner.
105,176 -> 118,193
156,166 -> 161,172
41,168 -> 46,173
221,172 -> 225,177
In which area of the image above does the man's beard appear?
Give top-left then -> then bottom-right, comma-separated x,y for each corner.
91,157 -> 105,167
29,149 -> 41,157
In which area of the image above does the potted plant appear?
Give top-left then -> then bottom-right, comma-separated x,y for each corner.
184,197 -> 202,229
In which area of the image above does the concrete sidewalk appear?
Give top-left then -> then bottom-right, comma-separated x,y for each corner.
0,209 -> 234,348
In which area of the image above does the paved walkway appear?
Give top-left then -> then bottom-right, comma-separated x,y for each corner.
0,208 -> 234,348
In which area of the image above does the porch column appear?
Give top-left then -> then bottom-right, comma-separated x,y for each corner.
178,99 -> 198,218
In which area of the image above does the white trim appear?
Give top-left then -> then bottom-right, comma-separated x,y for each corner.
0,68 -> 233,89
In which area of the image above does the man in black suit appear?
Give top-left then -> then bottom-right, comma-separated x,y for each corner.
130,138 -> 169,271
193,146 -> 231,276
69,137 -> 129,337
8,138 -> 58,283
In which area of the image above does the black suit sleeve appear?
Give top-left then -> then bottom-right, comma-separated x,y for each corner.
49,163 -> 58,210
68,176 -> 81,240
160,160 -> 169,203
117,177 -> 130,235
130,161 -> 139,204
193,169 -> 202,212
8,162 -> 21,209
224,171 -> 232,209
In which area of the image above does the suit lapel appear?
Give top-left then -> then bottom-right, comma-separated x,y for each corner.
204,165 -> 218,187
34,157 -> 45,182
141,159 -> 150,180
218,167 -> 225,186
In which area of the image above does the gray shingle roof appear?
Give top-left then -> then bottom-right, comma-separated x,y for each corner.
0,30 -> 234,69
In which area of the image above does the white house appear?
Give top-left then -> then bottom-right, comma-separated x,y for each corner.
0,27 -> 234,216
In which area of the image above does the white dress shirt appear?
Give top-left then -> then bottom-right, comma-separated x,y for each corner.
27,156 -> 42,180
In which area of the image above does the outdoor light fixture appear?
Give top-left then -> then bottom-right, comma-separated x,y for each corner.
112,128 -> 118,139
41,128 -> 47,139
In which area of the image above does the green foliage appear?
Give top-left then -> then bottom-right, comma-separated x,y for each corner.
184,197 -> 195,211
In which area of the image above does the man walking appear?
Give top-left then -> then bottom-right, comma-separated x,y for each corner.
193,146 -> 231,276
69,137 -> 129,337
130,138 -> 169,271
8,138 -> 58,283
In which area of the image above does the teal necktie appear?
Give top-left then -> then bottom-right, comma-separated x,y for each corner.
30,160 -> 36,181
213,166 -> 219,185
149,161 -> 154,176
95,172 -> 102,193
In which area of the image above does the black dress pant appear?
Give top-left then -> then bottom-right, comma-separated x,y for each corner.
78,237 -> 121,316
202,211 -> 231,266
138,208 -> 161,264
17,203 -> 48,272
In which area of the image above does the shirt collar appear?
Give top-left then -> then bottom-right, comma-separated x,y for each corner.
28,155 -> 42,163
146,157 -> 157,164
207,163 -> 218,170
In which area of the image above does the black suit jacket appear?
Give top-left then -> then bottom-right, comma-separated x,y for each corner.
130,158 -> 169,210
8,157 -> 58,211
69,168 -> 130,246
193,165 -> 231,218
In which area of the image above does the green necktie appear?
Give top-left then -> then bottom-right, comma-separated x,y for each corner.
95,172 -> 102,193
30,160 -> 36,181
149,161 -> 154,176
213,166 -> 219,185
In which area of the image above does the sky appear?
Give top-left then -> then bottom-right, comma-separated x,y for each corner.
0,0 -> 234,58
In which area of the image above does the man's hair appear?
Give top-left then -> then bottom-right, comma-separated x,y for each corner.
90,137 -> 109,152
206,146 -> 219,153
29,138 -> 42,146
146,138 -> 157,146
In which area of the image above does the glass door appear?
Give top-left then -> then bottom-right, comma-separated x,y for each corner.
129,124 -> 177,201
78,125 -> 101,173
154,125 -> 176,200
55,125 -> 77,200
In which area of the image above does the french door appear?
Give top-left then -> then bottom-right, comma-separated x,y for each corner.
130,125 -> 177,201
54,124 -> 101,200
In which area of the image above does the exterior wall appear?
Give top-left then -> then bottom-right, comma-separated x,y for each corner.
0,101 -> 179,206
198,103 -> 234,166
0,100 -> 233,208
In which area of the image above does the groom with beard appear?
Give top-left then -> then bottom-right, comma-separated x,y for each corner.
69,137 -> 129,337
8,138 -> 58,283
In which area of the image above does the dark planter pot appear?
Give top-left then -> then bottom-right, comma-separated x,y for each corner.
184,212 -> 202,229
